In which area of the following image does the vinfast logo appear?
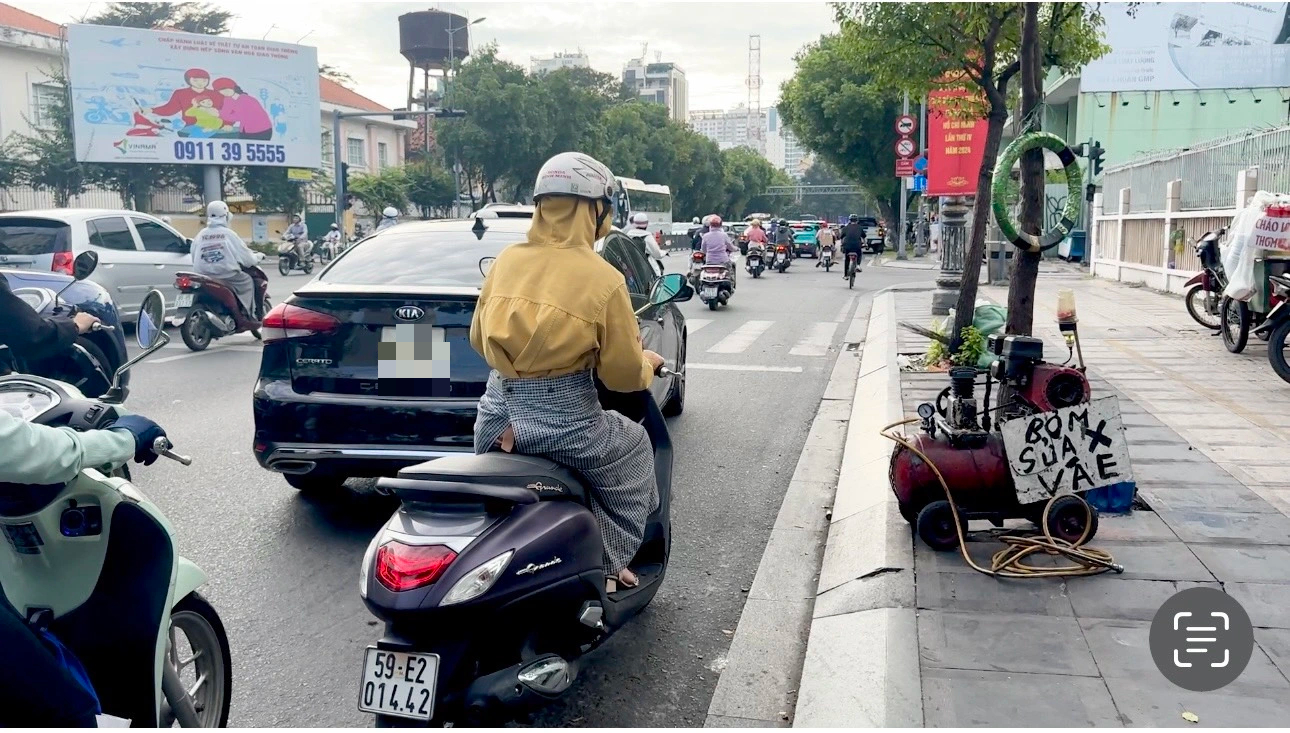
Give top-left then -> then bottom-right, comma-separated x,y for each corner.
394,305 -> 425,322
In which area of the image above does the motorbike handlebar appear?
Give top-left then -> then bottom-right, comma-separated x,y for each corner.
152,436 -> 193,466
90,322 -> 114,332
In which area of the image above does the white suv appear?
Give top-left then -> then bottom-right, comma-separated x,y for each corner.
0,209 -> 193,318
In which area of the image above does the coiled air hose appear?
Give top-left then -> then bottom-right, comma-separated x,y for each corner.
881,418 -> 1124,578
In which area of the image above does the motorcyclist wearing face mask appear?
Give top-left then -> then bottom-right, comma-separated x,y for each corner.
626,212 -> 665,276
192,200 -> 261,326
283,214 -> 308,261
376,206 -> 400,232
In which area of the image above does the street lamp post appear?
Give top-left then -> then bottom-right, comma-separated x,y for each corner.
931,195 -> 972,315
445,16 -> 485,217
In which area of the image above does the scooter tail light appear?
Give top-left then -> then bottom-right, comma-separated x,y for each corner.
261,303 -> 341,342
175,275 -> 194,291
440,550 -> 514,606
375,541 -> 457,592
51,251 -> 73,276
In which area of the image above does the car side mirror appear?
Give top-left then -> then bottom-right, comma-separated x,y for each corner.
650,273 -> 690,306
72,251 -> 98,280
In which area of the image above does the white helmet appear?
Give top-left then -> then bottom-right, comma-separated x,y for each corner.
692,217 -> 701,225
206,200 -> 229,219
382,206 -> 399,218
532,151 -> 614,202
330,223 -> 339,229
631,212 -> 649,227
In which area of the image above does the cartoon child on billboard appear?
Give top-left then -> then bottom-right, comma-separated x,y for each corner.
151,67 -> 218,126
212,78 -> 273,140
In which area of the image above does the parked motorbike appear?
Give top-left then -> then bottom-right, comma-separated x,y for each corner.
276,231 -> 314,276
1255,273 -> 1290,383
698,264 -> 734,310
1184,228 -> 1227,330
0,252 -> 115,398
773,244 -> 791,273
0,290 -> 232,727
356,280 -> 689,727
745,246 -> 766,279
173,267 -> 271,351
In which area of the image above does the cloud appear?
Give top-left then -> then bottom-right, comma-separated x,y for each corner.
15,0 -> 837,111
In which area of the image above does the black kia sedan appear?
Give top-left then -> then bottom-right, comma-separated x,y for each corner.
252,217 -> 690,492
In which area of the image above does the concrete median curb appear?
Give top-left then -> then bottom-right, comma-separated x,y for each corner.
791,291 -> 923,728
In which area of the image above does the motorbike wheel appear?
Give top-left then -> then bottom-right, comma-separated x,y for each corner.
708,299 -> 718,311
1268,320 -> 1290,384
285,472 -> 347,493
181,311 -> 213,351
303,258 -> 314,275
277,257 -> 291,276
752,269 -> 761,278
1220,297 -> 1250,354
1184,284 -> 1221,330
164,592 -> 232,728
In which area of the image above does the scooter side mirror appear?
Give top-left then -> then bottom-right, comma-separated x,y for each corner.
72,251 -> 99,281
102,289 -> 170,404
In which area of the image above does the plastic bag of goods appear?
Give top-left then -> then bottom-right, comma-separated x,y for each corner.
1223,191 -> 1284,301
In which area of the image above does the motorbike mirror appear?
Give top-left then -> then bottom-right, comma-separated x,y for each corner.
136,290 -> 166,349
72,251 -> 99,281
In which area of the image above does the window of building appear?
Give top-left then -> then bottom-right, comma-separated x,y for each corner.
321,130 -> 333,164
347,137 -> 366,166
378,142 -> 389,169
31,83 -> 61,130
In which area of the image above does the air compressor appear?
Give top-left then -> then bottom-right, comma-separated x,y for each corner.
889,325 -> 1099,552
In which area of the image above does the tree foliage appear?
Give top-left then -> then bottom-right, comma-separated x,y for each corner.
833,2 -> 1107,348
9,68 -> 86,207
404,161 -> 457,219
348,167 -> 410,215
86,2 -> 231,34
236,167 -> 305,214
318,64 -> 354,86
777,33 -> 903,223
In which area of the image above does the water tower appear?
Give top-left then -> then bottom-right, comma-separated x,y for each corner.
398,9 -> 470,114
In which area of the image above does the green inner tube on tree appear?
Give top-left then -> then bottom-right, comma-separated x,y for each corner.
990,131 -> 1083,252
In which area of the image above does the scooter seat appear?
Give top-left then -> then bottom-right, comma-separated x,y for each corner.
394,452 -> 590,505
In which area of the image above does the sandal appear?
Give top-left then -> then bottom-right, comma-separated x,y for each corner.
605,569 -> 639,594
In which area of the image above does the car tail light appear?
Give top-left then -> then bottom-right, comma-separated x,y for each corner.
375,541 -> 457,592
51,251 -> 73,276
175,274 -> 194,290
261,303 -> 341,342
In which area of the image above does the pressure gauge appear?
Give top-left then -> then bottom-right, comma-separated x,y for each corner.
917,402 -> 936,420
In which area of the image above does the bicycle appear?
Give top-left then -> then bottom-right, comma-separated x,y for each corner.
845,252 -> 859,289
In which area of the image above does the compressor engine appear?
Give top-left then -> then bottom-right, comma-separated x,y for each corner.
889,332 -> 1092,540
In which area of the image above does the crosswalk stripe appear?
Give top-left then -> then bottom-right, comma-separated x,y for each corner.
687,363 -> 804,373
687,318 -> 713,334
790,322 -> 839,356
707,320 -> 774,354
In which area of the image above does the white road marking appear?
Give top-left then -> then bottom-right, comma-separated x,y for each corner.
144,345 -> 263,364
833,294 -> 858,323
790,322 -> 840,357
687,318 -> 713,334
686,363 -> 803,373
707,320 -> 774,354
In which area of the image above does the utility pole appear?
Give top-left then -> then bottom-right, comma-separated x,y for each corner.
897,91 -> 909,261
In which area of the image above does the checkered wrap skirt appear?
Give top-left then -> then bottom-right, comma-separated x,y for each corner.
474,370 -> 659,575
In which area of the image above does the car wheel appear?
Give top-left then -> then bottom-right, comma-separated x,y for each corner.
662,339 -> 686,417
285,471 -> 347,493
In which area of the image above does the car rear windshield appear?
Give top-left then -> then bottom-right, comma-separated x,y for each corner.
319,229 -> 518,287
0,218 -> 71,256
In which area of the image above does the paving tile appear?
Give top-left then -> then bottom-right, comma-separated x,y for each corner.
918,610 -> 1099,676
706,598 -> 811,723
916,570 -> 1073,616
1067,578 -> 1220,621
1255,627 -> 1290,680
921,667 -> 1123,728
1093,510 -> 1179,543
1079,618 -> 1288,688
914,539 -> 1069,575
1189,544 -> 1290,583
1138,486 -> 1281,514
1125,444 -> 1209,462
1226,583 -> 1290,629
1132,461 -> 1244,488
1086,541 -> 1217,582
1153,508 -> 1290,545
1104,676 -> 1290,727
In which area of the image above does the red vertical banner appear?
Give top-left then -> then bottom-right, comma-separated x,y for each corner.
926,89 -> 988,197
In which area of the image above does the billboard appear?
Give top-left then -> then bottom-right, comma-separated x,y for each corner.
925,89 -> 988,197
1082,2 -> 1290,92
66,24 -> 321,168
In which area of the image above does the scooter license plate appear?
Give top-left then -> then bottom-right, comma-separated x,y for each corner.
702,286 -> 718,298
175,293 -> 194,308
357,647 -> 439,721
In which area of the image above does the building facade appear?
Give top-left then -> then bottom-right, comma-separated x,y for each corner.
622,57 -> 688,122
0,3 -> 64,143
318,77 -> 415,177
689,104 -> 770,154
531,51 -> 590,76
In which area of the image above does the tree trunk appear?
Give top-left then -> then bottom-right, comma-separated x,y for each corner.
949,104 -> 1009,351
1006,1 -> 1045,337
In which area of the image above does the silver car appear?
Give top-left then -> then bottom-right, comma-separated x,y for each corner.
0,208 -> 193,318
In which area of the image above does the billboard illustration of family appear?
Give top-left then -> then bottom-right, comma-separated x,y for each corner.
67,24 -> 322,168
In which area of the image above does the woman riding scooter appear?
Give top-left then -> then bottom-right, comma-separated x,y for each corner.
470,151 -> 665,593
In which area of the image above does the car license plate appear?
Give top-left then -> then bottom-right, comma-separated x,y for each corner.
358,647 -> 438,721
175,293 -> 194,308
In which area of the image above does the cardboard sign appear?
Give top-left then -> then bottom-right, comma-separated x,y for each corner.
1252,214 -> 1290,252
999,396 -> 1134,505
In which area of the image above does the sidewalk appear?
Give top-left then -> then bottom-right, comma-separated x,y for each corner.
793,281 -> 1290,728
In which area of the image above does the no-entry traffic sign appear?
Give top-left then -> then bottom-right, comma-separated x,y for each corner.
895,138 -> 917,158
895,114 -> 917,136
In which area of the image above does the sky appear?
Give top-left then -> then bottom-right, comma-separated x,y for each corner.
15,0 -> 839,112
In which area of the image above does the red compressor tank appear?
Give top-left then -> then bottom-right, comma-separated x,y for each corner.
888,431 -> 1016,523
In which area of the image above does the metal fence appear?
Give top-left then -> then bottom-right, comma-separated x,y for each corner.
1102,125 -> 1290,213
0,185 -> 206,214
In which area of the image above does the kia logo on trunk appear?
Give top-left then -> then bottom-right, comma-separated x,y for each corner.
394,305 -> 425,321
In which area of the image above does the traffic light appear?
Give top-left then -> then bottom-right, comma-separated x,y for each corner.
340,162 -> 351,194
1088,140 -> 1105,177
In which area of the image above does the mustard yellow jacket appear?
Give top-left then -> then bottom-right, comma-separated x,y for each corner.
469,197 -> 654,393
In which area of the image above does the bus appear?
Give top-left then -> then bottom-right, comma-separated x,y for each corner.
612,176 -> 673,235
